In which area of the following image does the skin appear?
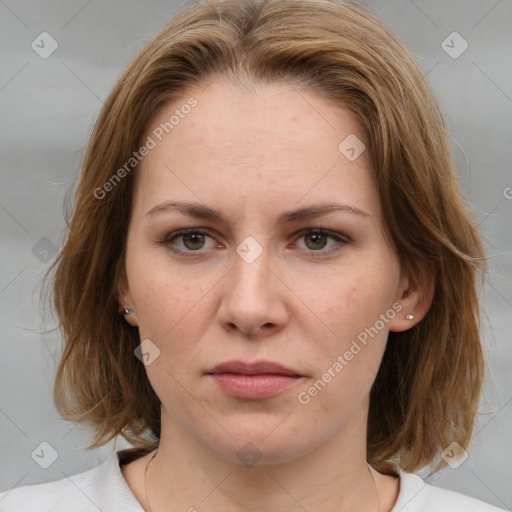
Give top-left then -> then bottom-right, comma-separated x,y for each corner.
119,75 -> 434,512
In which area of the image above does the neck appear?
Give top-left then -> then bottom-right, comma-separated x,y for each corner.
144,406 -> 383,512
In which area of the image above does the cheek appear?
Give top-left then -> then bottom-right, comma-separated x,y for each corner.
126,250 -> 212,348
296,275 -> 391,421
309,260 -> 397,340
299,257 -> 399,391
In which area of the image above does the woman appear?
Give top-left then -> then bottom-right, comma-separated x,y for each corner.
0,0 -> 506,510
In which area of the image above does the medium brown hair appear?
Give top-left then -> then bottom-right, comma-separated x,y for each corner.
46,0 -> 487,475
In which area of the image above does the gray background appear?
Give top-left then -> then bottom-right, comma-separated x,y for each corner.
0,0 -> 511,509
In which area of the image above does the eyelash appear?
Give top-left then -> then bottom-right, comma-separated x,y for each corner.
160,227 -> 350,258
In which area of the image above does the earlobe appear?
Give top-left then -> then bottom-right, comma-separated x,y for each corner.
121,306 -> 139,327
116,274 -> 139,327
389,264 -> 435,333
389,289 -> 422,332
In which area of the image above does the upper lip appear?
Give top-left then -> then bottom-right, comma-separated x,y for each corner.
206,360 -> 302,376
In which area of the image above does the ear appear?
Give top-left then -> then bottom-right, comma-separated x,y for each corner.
389,260 -> 435,332
116,271 -> 139,327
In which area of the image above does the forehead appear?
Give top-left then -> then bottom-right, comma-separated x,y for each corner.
134,77 -> 378,219
157,78 -> 362,157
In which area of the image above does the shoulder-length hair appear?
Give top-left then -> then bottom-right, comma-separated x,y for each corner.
46,0 -> 487,475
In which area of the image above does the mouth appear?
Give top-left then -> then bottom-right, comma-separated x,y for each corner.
205,360 -> 304,400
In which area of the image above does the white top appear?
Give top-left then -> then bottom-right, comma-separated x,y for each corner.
0,449 -> 508,511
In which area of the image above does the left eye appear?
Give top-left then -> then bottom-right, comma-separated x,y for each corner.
293,228 -> 349,255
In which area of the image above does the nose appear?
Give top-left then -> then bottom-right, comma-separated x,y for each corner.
217,247 -> 289,338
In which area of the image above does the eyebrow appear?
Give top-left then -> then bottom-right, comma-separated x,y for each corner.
144,200 -> 371,225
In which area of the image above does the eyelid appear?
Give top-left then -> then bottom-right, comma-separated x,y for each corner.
293,227 -> 351,244
163,227 -> 215,242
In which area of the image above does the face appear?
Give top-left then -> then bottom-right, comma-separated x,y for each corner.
120,76 -> 413,465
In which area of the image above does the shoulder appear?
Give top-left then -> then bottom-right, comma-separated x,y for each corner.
0,450 -> 144,512
394,468 -> 509,512
0,462 -> 106,512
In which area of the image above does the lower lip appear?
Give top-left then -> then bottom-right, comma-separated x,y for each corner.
208,373 -> 302,400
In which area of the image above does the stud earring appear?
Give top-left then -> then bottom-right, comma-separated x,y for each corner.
405,314 -> 414,320
123,308 -> 134,315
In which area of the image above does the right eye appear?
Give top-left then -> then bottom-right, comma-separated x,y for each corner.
160,228 -> 221,254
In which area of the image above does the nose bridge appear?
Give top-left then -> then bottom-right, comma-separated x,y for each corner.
218,239 -> 286,335
230,241 -> 274,301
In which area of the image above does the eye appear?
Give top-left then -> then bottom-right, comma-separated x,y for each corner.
160,227 -> 350,257
293,228 -> 350,256
162,228 -> 219,253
